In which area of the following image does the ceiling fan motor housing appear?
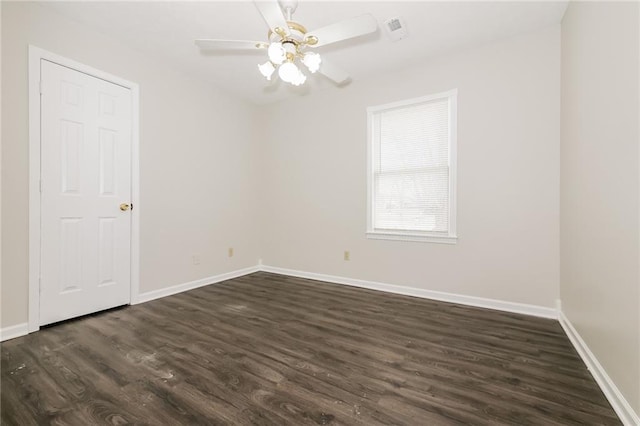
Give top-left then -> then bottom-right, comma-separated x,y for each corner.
269,20 -> 306,41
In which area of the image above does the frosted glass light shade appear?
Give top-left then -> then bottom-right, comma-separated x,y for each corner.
278,62 -> 300,83
291,70 -> 307,86
302,52 -> 322,73
258,61 -> 275,80
267,42 -> 286,65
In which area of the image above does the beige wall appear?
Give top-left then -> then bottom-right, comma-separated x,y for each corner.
560,1 -> 640,414
1,2 -> 260,327
0,1 -> 3,327
260,26 -> 561,308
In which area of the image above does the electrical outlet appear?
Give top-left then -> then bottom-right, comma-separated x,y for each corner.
192,254 -> 201,265
344,250 -> 350,261
228,247 -> 234,257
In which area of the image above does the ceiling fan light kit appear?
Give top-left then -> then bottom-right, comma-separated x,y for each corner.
195,0 -> 378,89
261,24 -> 323,86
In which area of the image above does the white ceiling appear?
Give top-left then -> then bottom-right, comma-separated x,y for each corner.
40,1 -> 568,105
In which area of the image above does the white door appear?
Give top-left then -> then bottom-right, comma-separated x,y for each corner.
40,60 -> 132,326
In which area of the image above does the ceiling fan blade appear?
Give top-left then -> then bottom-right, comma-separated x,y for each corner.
254,0 -> 290,36
195,39 -> 266,51
318,58 -> 350,85
307,14 -> 377,48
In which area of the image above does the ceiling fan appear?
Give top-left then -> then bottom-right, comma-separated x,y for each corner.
195,0 -> 378,87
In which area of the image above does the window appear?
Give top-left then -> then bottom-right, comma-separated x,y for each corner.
367,90 -> 457,243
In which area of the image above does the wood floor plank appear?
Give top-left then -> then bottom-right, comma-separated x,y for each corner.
1,272 -> 621,425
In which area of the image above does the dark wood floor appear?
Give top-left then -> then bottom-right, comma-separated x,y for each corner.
1,272 -> 620,425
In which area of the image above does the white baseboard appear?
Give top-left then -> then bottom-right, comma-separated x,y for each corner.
259,265 -> 558,319
135,265 -> 260,304
559,310 -> 639,426
135,263 -> 556,319
0,322 -> 29,342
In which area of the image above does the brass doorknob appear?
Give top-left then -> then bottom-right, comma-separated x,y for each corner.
119,203 -> 130,211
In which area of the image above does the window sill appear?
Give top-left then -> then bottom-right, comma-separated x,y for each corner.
366,231 -> 457,244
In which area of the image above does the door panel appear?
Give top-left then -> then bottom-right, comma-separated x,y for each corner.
40,60 -> 132,326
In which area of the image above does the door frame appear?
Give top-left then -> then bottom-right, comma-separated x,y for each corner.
28,46 -> 140,333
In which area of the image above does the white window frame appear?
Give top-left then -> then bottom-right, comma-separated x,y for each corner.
366,89 -> 458,244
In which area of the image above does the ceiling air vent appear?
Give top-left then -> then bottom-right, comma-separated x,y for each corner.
384,17 -> 408,42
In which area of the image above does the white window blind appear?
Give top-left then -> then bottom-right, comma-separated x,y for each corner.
367,90 -> 457,243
